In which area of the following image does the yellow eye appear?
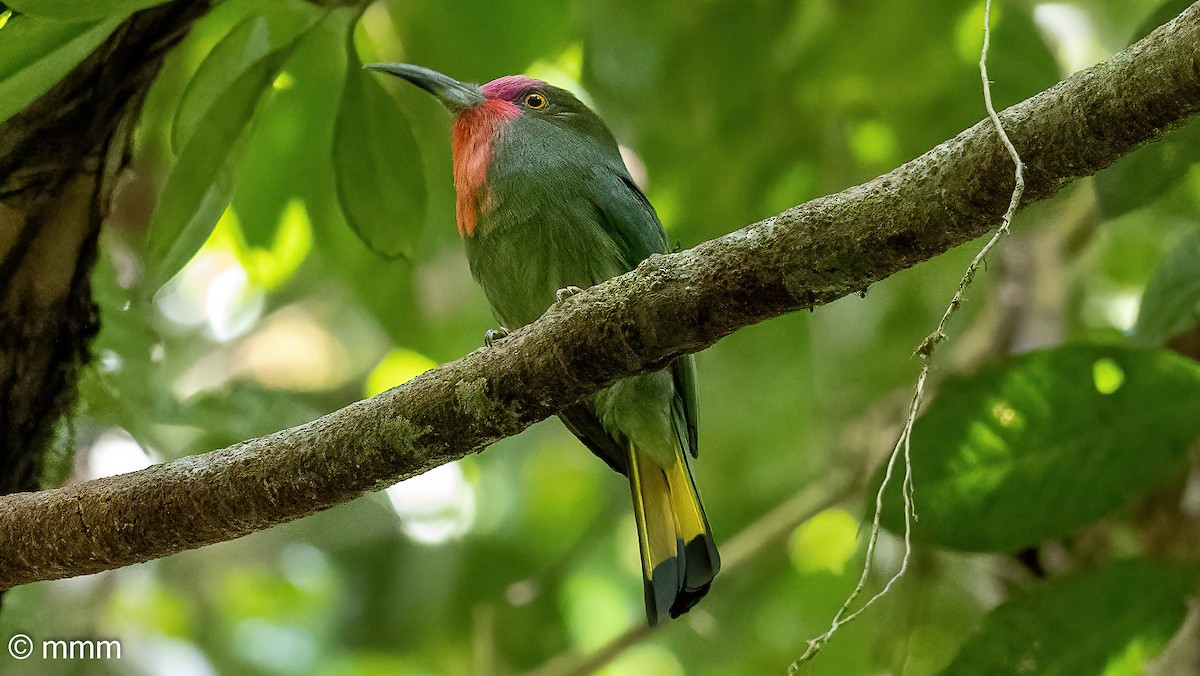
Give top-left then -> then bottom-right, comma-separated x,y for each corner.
523,92 -> 547,109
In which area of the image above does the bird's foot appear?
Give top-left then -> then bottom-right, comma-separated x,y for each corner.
484,327 -> 510,348
555,285 -> 584,303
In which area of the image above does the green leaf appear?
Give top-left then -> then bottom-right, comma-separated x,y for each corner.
146,171 -> 234,292
1094,118 -> 1200,219
1135,228 -> 1200,344
228,7 -> 349,251
0,15 -> 120,124
943,560 -> 1194,675
172,1 -> 321,152
1094,1 -> 1200,218
878,345 -> 1200,552
145,19 -> 307,288
3,0 -> 168,21
332,27 -> 427,259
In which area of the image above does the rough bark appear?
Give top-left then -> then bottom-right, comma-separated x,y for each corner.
0,1 -> 210,494
0,4 -> 1198,591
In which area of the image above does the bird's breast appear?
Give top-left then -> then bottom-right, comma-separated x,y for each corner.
466,196 -> 626,330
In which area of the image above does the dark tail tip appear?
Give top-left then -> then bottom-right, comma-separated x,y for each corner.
645,551 -> 681,627
669,535 -> 720,618
646,534 -> 720,624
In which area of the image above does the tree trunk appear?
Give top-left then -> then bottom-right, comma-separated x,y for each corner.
0,1 -> 210,495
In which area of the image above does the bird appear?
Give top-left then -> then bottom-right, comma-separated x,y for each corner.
366,63 -> 719,625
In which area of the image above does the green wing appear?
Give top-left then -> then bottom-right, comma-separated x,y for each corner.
600,170 -> 699,458
564,166 -> 701,461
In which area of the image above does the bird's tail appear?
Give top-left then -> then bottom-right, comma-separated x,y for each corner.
628,442 -> 720,626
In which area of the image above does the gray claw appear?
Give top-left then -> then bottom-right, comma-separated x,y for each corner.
485,327 -> 509,348
555,285 -> 584,303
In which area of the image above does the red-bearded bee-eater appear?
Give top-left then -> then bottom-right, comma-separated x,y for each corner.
366,63 -> 719,625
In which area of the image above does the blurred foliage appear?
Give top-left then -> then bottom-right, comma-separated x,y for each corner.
877,346 -> 1200,551
944,560 -> 1197,674
2,0 -> 172,21
1,0 -> 1199,674
0,13 -> 121,121
1136,228 -> 1200,344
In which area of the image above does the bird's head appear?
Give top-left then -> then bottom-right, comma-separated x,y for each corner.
366,63 -> 619,236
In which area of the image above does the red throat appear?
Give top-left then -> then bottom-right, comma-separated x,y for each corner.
451,100 -> 519,236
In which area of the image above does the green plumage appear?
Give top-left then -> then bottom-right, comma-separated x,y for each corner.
369,64 -> 719,625
470,88 -> 718,623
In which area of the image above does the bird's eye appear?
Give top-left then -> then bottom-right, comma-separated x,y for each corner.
523,92 -> 548,109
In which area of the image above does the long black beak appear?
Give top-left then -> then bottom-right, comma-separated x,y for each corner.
364,63 -> 484,113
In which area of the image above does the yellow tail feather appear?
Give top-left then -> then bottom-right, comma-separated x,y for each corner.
629,443 -> 719,626
664,452 -> 708,545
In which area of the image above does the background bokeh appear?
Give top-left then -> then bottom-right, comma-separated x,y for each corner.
2,0 -> 1200,674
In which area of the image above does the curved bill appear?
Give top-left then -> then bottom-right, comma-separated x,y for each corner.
364,63 -> 484,112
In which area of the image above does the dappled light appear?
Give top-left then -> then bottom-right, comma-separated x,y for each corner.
364,347 -> 437,397
1092,357 -> 1126,394
788,509 -> 861,575
1034,3 -> 1106,73
83,430 -> 155,480
234,306 -> 353,391
385,461 -> 477,545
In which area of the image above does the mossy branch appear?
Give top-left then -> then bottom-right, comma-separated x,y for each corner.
1,3 -> 1198,590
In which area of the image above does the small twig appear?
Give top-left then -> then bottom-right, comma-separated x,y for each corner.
788,373 -> 921,671
917,0 -> 1026,361
788,0 -> 1026,670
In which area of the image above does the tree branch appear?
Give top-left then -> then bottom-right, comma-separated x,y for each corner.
1,4 -> 1198,591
